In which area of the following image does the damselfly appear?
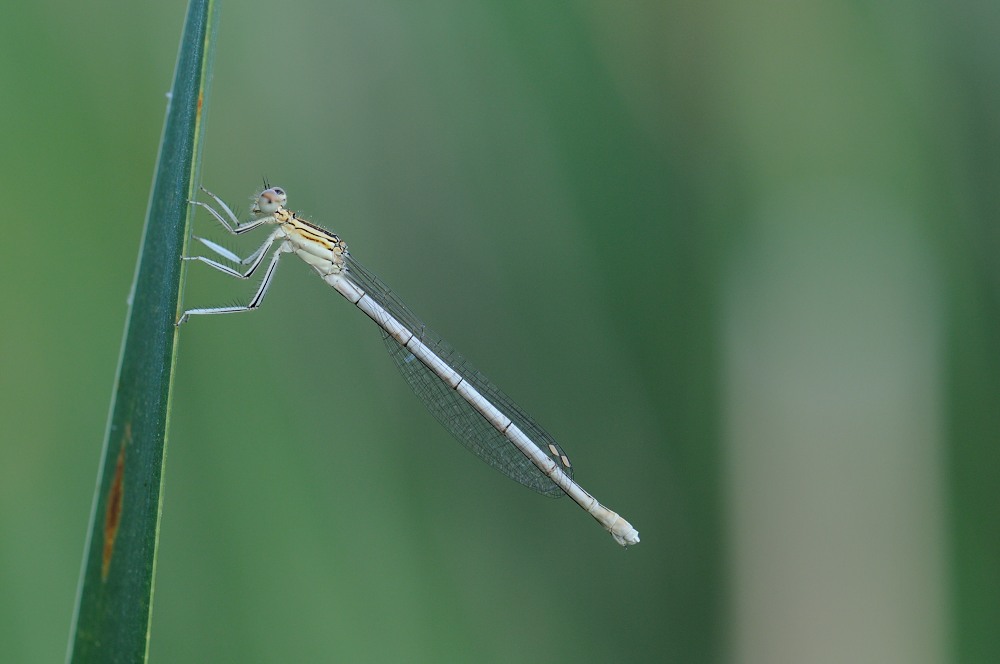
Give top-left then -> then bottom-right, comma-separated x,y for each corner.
179,186 -> 640,547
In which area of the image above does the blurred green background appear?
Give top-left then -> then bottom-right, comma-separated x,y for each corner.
2,1 -> 997,662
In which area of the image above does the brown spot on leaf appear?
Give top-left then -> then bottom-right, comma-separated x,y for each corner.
102,423 -> 129,580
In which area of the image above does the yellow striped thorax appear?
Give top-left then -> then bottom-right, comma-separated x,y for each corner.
257,187 -> 348,276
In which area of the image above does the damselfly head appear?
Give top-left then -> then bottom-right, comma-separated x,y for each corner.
252,187 -> 287,215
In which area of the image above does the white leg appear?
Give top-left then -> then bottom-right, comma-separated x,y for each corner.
190,186 -> 268,235
192,236 -> 265,265
183,230 -> 280,280
177,242 -> 290,326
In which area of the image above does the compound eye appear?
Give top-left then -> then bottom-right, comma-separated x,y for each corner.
255,188 -> 285,214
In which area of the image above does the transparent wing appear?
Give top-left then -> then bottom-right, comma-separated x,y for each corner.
344,254 -> 572,497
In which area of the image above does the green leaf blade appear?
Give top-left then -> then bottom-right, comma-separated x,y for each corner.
67,2 -> 219,662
